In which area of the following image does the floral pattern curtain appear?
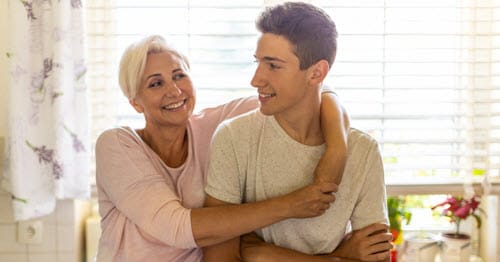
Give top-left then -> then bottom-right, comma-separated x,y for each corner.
2,0 -> 89,220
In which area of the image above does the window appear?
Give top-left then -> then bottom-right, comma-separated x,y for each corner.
85,0 -> 500,189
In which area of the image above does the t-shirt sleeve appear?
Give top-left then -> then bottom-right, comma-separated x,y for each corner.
349,140 -> 389,230
204,123 -> 244,204
96,129 -> 197,248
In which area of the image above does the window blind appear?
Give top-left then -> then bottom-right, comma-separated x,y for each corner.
85,0 -> 500,185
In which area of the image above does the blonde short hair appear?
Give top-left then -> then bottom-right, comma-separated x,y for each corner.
118,35 -> 190,99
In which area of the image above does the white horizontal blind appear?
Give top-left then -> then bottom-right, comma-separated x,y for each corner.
85,0 -> 500,185
316,0 -> 500,184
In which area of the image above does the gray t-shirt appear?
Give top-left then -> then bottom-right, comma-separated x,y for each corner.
206,110 -> 388,255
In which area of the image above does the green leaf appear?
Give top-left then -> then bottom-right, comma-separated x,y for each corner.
472,213 -> 482,228
403,212 -> 412,225
11,195 -> 28,204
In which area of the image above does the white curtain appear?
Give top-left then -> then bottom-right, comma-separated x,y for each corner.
2,0 -> 90,220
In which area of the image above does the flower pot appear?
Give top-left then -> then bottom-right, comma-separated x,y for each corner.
400,232 -> 439,262
440,233 -> 471,262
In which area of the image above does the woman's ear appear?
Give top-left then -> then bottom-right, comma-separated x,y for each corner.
129,98 -> 144,113
308,60 -> 330,86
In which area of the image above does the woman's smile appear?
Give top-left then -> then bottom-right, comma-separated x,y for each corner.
162,99 -> 187,111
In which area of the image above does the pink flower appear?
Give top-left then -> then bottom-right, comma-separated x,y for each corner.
469,197 -> 480,211
454,205 -> 471,219
431,195 -> 484,236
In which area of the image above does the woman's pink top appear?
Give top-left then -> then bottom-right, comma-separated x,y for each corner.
95,97 -> 258,262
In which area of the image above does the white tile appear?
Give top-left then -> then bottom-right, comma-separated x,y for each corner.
28,252 -> 57,262
0,224 -> 27,253
0,253 -> 28,262
57,251 -> 78,262
40,211 -> 57,226
56,200 -> 75,225
56,225 -> 75,252
0,194 -> 15,223
27,224 -> 56,253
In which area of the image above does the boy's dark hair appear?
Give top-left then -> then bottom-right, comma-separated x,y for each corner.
256,2 -> 337,70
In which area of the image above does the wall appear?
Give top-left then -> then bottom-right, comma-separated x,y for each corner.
0,2 -> 89,262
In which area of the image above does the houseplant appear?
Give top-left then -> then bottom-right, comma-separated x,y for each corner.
431,195 -> 484,262
431,195 -> 482,237
387,196 -> 412,245
387,196 -> 412,262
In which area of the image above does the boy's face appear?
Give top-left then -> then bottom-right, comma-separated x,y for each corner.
251,33 -> 310,117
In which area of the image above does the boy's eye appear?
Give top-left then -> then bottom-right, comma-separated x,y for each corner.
269,63 -> 281,70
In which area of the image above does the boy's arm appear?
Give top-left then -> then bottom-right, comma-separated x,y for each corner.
331,223 -> 392,261
240,224 -> 392,262
315,91 -> 350,184
241,232 -> 355,262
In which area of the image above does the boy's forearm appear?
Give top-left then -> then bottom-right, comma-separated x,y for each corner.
331,223 -> 393,262
203,237 -> 242,262
242,242 -> 357,262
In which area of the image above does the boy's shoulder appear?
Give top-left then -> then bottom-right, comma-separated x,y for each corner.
347,128 -> 379,149
219,108 -> 263,129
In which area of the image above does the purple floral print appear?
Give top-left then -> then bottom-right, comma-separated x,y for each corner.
63,125 -> 86,152
20,0 -> 36,20
25,140 -> 64,179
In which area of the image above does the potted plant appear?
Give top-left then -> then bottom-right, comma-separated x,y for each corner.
387,196 -> 412,262
387,196 -> 412,245
431,195 -> 484,262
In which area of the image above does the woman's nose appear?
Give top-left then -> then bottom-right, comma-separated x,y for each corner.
164,81 -> 182,97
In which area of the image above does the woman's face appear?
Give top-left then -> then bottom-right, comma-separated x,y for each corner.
130,51 -> 196,128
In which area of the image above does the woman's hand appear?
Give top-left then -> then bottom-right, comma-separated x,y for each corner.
278,181 -> 337,218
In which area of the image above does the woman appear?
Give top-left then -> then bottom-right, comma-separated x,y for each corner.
95,35 -> 349,261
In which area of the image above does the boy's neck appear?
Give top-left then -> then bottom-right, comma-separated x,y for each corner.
273,92 -> 323,146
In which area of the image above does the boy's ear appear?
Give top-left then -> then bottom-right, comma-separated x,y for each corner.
308,60 -> 330,85
129,98 -> 144,113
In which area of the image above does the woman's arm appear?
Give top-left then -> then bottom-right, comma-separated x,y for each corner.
315,91 -> 350,184
194,182 -> 337,247
96,128 -> 336,250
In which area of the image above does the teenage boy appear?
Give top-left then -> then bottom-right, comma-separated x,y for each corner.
204,2 -> 391,261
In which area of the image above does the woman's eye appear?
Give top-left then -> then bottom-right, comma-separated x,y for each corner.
149,80 -> 162,88
173,73 -> 187,80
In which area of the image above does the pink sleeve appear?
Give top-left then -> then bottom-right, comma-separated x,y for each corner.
96,129 -> 197,249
